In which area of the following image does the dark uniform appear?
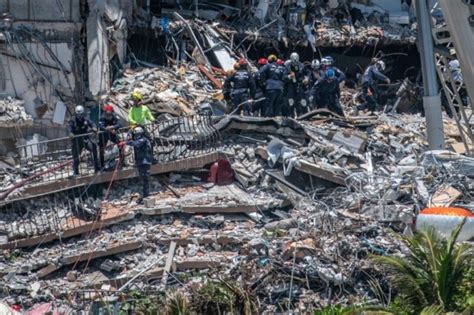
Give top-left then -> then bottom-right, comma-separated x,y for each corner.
223,68 -> 256,115
259,62 -> 285,117
128,134 -> 153,199
311,76 -> 345,117
98,113 -> 123,168
68,115 -> 100,175
284,61 -> 305,117
252,70 -> 266,116
358,64 -> 390,112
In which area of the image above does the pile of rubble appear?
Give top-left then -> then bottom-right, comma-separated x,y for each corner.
0,106 -> 473,312
0,97 -> 33,128
107,64 -> 224,117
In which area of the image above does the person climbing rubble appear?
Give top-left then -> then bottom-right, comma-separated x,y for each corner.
284,52 -> 305,117
356,59 -> 391,114
68,105 -> 100,176
311,69 -> 345,117
128,91 -> 155,127
98,105 -> 124,170
258,54 -> 285,117
223,59 -> 256,115
127,126 -> 153,204
252,58 -> 268,116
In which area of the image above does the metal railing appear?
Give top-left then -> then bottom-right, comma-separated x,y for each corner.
11,114 -> 221,188
0,115 -> 221,243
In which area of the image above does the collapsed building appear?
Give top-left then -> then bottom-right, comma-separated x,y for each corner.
0,0 -> 473,313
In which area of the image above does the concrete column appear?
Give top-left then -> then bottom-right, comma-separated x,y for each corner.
415,0 -> 444,149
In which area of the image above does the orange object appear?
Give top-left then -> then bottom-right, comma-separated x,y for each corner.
420,207 -> 474,217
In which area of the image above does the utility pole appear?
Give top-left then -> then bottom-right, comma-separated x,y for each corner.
415,0 -> 445,149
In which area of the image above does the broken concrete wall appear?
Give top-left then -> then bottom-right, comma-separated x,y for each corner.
0,0 -> 81,22
0,42 -> 77,119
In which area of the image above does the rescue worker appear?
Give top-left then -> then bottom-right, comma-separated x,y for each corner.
127,126 -> 153,204
311,69 -> 345,117
320,56 -> 346,84
128,91 -> 155,127
68,105 -> 100,176
308,59 -> 322,108
258,54 -> 285,117
284,52 -> 305,117
98,105 -> 124,169
298,61 -> 314,115
252,58 -> 268,116
357,59 -> 390,113
223,59 -> 256,115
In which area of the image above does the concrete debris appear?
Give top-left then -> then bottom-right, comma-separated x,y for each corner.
107,64 -> 225,118
0,1 -> 474,313
0,97 -> 33,128
0,106 -> 473,312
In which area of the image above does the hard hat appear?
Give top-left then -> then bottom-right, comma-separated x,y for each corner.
268,54 -> 277,62
311,59 -> 320,70
131,91 -> 143,101
75,105 -> 85,115
238,58 -> 247,66
290,52 -> 299,63
376,60 -> 386,71
324,56 -> 335,65
103,105 -> 114,113
276,59 -> 285,65
326,68 -> 335,79
321,57 -> 332,66
258,58 -> 267,66
134,126 -> 144,135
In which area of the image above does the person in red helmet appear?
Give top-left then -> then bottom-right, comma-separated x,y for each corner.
99,104 -> 124,170
223,58 -> 256,115
258,58 -> 267,66
259,55 -> 285,116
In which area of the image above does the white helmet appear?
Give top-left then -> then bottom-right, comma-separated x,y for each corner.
134,126 -> 144,135
290,52 -> 299,63
376,60 -> 386,71
75,105 -> 85,115
311,59 -> 320,70
321,57 -> 332,66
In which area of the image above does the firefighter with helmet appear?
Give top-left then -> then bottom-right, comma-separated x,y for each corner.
356,59 -> 390,113
127,126 -> 153,204
68,105 -> 100,176
98,104 -> 124,169
223,59 -> 256,115
258,54 -> 285,117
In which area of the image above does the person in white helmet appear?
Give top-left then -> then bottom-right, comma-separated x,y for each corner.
68,105 -> 100,175
284,52 -> 305,117
357,58 -> 390,113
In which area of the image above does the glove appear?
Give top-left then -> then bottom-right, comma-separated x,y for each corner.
386,79 -> 391,84
309,96 -> 314,103
303,78 -> 309,85
69,133 -> 75,139
288,99 -> 295,107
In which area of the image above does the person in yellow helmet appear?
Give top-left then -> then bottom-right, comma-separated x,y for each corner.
128,91 -> 155,126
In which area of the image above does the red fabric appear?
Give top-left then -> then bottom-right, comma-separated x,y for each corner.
104,105 -> 114,113
207,159 -> 234,185
216,159 -> 234,185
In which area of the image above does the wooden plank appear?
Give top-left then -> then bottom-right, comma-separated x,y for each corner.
294,160 -> 346,186
181,204 -> 266,214
161,241 -> 177,286
430,185 -> 462,207
36,241 -> 142,278
1,208 -> 135,250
